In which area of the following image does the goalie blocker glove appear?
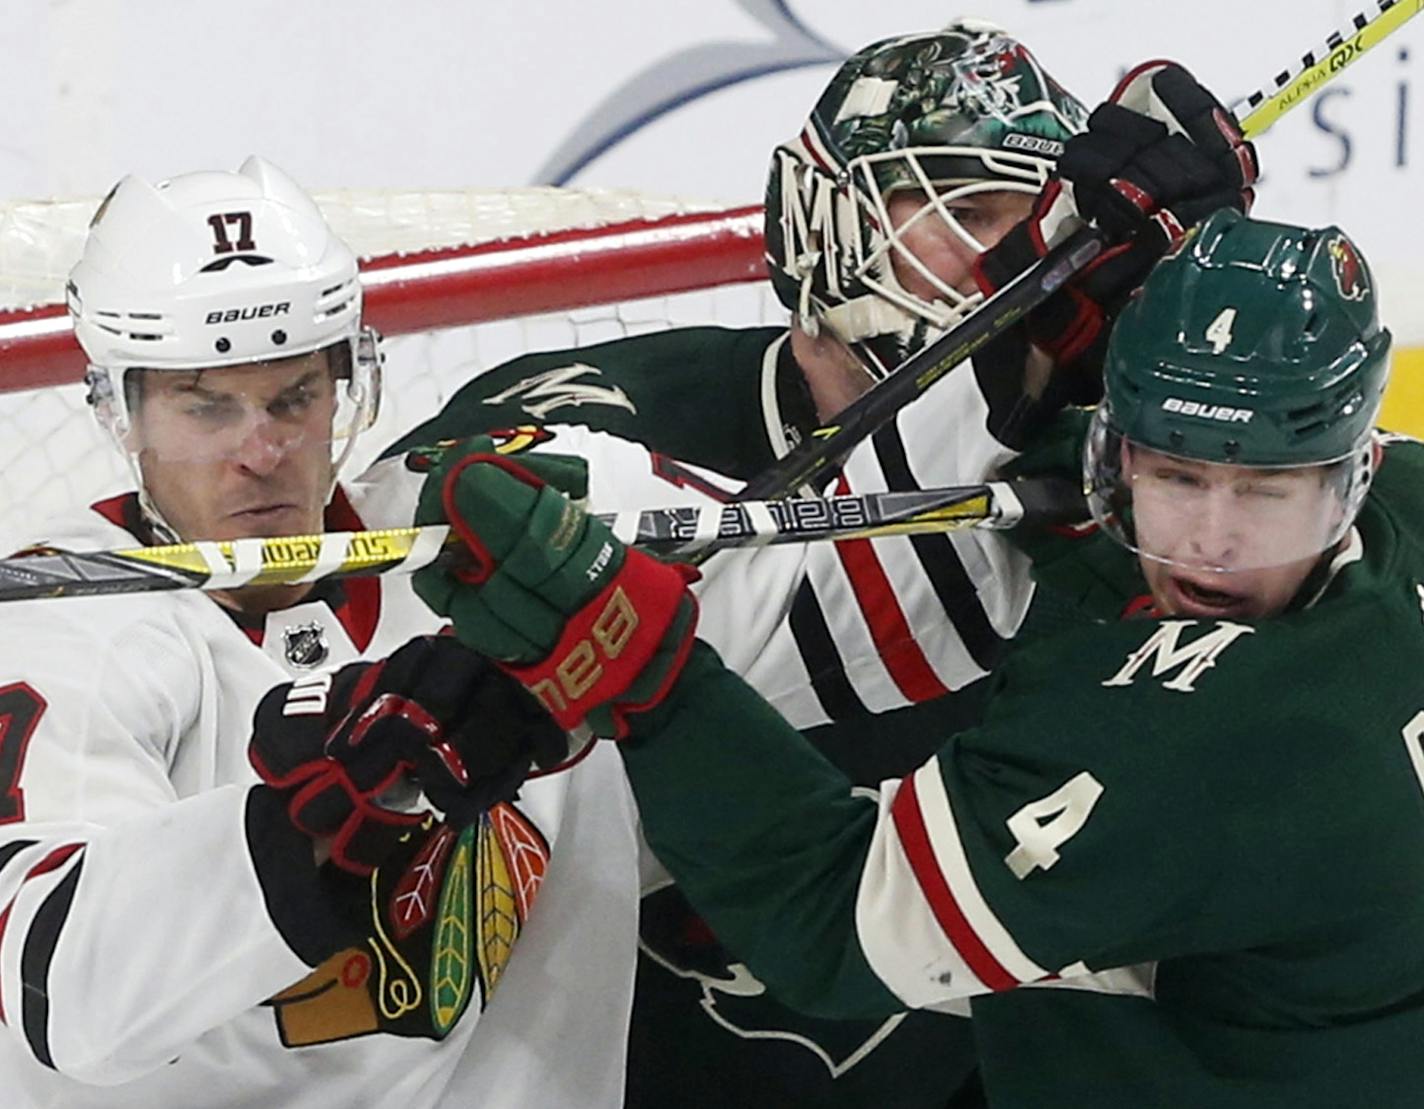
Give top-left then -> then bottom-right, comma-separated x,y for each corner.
249,634 -> 568,876
411,437 -> 700,741
975,61 -> 1258,377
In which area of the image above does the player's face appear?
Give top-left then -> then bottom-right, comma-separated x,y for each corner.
130,349 -> 338,542
885,187 -> 1033,300
1125,445 -> 1343,619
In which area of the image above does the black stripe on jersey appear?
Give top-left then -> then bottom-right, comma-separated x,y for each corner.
790,579 -> 868,721
21,859 -> 82,1069
871,424 -> 1007,674
0,840 -> 39,879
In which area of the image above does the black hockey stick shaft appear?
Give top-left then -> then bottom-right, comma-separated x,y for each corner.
737,224 -> 1105,502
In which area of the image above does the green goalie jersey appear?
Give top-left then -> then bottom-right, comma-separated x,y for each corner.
389,326 -> 806,479
622,433 -> 1424,1108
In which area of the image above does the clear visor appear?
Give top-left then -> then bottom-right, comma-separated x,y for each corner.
1084,406 -> 1369,574
91,330 -> 380,470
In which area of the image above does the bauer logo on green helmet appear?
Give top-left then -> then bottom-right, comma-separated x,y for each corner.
1160,398 -> 1254,424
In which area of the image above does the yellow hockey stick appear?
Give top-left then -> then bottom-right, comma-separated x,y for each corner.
1235,0 -> 1424,139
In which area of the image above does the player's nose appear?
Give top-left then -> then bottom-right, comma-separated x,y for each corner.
228,414 -> 297,476
1186,489 -> 1245,565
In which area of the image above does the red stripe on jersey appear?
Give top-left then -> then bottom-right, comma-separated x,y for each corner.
21,844 -> 81,882
90,492 -> 135,533
831,478 -> 949,703
0,842 -> 83,1026
891,774 -> 1018,992
326,489 -> 381,652
1120,594 -> 1162,620
0,902 -> 10,1024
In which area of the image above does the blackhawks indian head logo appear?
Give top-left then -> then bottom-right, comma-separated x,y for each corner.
1328,235 -> 1368,302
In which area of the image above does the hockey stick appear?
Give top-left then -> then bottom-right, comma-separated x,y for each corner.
736,0 -> 1424,503
0,478 -> 1084,603
6,4 -> 1415,605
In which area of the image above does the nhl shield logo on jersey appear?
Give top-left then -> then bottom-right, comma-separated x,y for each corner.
1327,234 -> 1369,302
281,621 -> 330,669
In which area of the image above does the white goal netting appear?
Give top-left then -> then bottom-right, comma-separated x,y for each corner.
0,187 -> 784,553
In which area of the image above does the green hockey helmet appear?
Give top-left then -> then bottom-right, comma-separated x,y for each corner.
764,20 -> 1087,379
1085,208 -> 1392,576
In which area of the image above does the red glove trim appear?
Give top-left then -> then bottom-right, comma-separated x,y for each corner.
504,550 -> 700,738
1106,58 -> 1178,101
439,451 -> 550,584
601,590 -> 701,739
1108,177 -> 1154,216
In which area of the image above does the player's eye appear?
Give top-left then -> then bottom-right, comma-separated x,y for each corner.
1150,467 -> 1206,490
947,205 -> 987,228
183,397 -> 239,423
268,386 -> 315,420
1238,481 -> 1290,500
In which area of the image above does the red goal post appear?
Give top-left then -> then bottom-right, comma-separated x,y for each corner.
0,187 -> 778,550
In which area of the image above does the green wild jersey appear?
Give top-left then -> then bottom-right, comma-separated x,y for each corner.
622,433 -> 1424,1107
388,326 -> 805,480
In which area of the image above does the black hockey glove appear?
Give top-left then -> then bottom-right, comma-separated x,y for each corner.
975,61 -> 1258,376
249,634 -> 568,875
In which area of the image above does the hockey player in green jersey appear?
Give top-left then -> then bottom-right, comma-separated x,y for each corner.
411,208 -> 1422,1106
388,23 -> 1256,1107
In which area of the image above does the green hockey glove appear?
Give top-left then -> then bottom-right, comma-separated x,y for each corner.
412,438 -> 701,739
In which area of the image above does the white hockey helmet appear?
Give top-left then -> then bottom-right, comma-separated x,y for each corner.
70,156 -> 381,531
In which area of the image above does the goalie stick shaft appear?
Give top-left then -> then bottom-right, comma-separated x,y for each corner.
0,479 -> 1085,603
736,0 -> 1422,505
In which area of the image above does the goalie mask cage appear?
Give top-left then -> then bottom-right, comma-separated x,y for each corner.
0,187 -> 777,553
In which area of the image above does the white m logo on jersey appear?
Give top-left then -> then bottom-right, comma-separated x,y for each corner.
1101,621 -> 1254,694
482,364 -> 636,421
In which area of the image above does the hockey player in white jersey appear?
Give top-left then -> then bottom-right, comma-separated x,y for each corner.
0,158 -> 643,1108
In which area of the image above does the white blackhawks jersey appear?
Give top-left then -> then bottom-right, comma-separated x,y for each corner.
495,360 -> 1034,732
0,469 -> 641,1108
0,360 -> 1025,1105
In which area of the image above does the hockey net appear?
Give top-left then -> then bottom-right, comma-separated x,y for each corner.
0,187 -> 780,552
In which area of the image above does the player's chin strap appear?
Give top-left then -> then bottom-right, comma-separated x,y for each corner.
817,292 -> 921,348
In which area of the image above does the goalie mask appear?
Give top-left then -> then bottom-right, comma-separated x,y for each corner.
764,20 -> 1087,378
69,156 -> 382,541
1086,209 -> 1391,595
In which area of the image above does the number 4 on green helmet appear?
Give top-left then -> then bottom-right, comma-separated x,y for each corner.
1086,208 -> 1392,581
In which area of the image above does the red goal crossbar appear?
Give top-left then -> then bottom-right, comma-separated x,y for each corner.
0,204 -> 766,394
